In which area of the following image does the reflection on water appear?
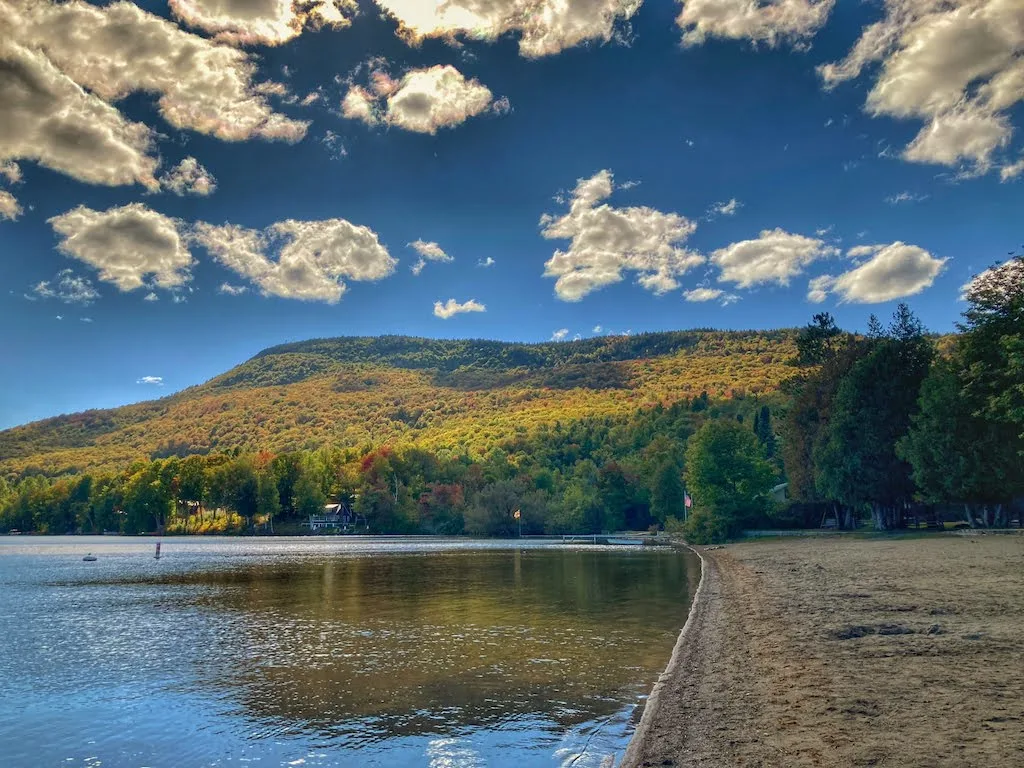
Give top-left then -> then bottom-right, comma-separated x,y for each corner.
0,537 -> 698,768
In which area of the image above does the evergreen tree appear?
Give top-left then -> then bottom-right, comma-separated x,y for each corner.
897,358 -> 1022,527
815,305 -> 932,529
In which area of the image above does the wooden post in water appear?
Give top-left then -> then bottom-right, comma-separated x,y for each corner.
154,541 -> 161,560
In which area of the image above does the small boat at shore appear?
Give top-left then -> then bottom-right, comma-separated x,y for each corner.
82,554 -> 97,562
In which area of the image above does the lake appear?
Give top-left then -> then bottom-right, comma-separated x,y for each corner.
0,537 -> 698,767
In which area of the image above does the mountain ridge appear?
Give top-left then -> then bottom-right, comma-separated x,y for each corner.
0,330 -> 799,477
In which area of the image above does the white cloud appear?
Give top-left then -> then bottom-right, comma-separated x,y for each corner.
677,0 -> 834,48
321,130 -> 347,159
885,191 -> 929,205
137,376 -> 164,386
0,0 -> 309,200
551,328 -> 570,341
144,292 -> 159,302
542,170 -> 704,301
409,239 -> 453,275
9,0 -> 308,144
0,190 -> 21,221
819,0 -> 1024,176
410,239 -> 452,262
711,228 -> 839,288
160,157 -> 217,197
592,325 -> 603,333
683,287 -> 724,302
806,274 -> 834,303
169,0 -> 357,46
808,242 -> 947,304
48,204 -> 193,293
32,270 -> 100,305
433,298 -> 486,319
373,0 -> 643,58
218,282 -> 248,295
0,37 -> 159,192
80,317 -> 93,323
0,161 -> 21,184
344,65 -> 502,134
710,198 -> 742,217
1001,155 -> 1024,181
683,286 -> 741,304
478,257 -> 496,267
192,219 -> 396,303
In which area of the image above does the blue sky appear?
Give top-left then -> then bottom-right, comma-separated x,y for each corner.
2,0 -> 1023,429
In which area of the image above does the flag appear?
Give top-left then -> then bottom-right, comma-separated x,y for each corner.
513,509 -> 521,520
684,493 -> 692,509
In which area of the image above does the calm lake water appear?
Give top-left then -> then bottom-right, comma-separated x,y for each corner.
0,537 -> 698,768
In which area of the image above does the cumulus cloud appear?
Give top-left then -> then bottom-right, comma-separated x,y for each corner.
0,161 -> 21,184
0,190 -> 20,221
137,376 -> 164,385
48,204 -> 193,293
711,228 -> 839,288
144,292 -> 159,302
551,328 -> 570,341
373,0 -> 643,58
408,239 -> 453,274
192,218 -> 396,303
677,0 -> 834,47
0,37 -> 159,192
343,64 -> 502,134
708,198 -> 742,218
7,0 -> 308,143
433,298 -> 486,319
410,239 -> 452,262
160,157 -> 217,196
218,282 -> 248,295
592,324 -> 603,333
684,287 -> 724,302
478,257 -> 496,267
542,170 -> 704,301
1001,156 -> 1024,181
0,0 -> 308,200
32,270 -> 100,305
819,0 -> 1024,176
808,242 -> 947,303
169,0 -> 357,46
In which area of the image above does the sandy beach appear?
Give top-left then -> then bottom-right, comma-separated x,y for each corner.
623,534 -> 1024,767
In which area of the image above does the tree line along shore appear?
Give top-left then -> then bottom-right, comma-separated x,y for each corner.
2,257 -> 1021,542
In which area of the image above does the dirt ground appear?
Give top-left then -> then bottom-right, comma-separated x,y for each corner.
622,534 -> 1024,767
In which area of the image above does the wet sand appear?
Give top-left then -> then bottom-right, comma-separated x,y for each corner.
622,534 -> 1024,767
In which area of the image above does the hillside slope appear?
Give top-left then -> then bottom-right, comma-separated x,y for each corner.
0,331 -> 797,477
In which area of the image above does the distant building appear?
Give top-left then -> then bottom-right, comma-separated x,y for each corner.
770,483 -> 788,503
306,501 -> 366,531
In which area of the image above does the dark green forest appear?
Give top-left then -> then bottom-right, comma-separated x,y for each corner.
2,258 -> 1021,542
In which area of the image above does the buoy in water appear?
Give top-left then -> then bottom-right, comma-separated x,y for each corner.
83,553 -> 97,562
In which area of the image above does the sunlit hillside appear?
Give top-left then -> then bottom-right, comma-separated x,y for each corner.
0,331 -> 797,477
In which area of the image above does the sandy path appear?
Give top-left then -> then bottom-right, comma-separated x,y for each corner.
622,534 -> 1024,767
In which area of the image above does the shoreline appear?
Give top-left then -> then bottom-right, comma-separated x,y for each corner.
620,534 -> 1024,767
620,542 -> 709,767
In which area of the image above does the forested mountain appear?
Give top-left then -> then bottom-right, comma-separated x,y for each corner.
0,330 -> 796,477
3,259 -> 1021,542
